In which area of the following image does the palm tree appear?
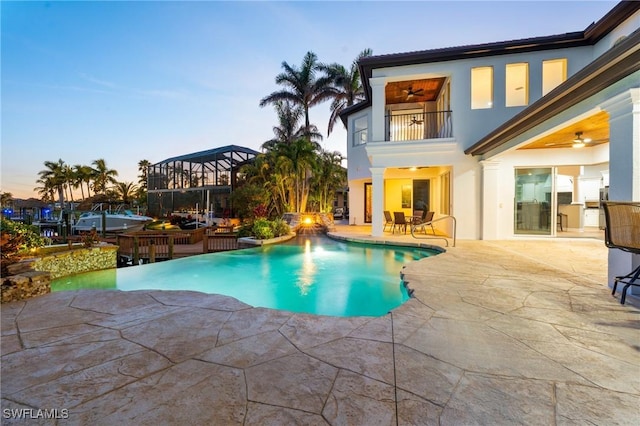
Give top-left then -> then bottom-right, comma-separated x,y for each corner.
91,159 -> 118,195
114,181 -> 138,205
259,51 -> 334,136
37,159 -> 67,207
275,137 -> 319,213
138,159 -> 151,190
311,150 -> 347,212
62,164 -> 75,204
322,48 -> 372,136
262,100 -> 323,151
73,164 -> 93,200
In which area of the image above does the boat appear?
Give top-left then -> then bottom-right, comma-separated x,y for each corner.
72,207 -> 153,233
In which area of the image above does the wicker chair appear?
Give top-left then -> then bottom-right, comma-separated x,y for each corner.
603,201 -> 640,304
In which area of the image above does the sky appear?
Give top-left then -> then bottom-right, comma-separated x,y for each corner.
1,0 -> 619,200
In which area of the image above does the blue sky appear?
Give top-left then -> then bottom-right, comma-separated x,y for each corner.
1,0 -> 618,199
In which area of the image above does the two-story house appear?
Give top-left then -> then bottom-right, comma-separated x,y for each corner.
341,1 -> 639,288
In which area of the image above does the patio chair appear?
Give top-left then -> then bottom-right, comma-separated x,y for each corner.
413,211 -> 436,234
603,201 -> 640,304
411,210 -> 424,225
383,211 -> 394,232
392,211 -> 408,234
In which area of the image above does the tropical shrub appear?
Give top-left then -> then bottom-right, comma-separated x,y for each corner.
252,218 -> 274,240
1,218 -> 45,275
270,218 -> 290,237
1,218 -> 44,258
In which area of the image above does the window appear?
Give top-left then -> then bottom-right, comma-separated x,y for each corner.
471,66 -> 493,109
353,116 -> 368,146
505,63 -> 528,107
542,59 -> 567,96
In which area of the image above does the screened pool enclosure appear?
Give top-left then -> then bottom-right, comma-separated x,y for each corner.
147,145 -> 258,218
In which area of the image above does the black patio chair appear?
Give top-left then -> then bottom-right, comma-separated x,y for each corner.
603,201 -> 640,304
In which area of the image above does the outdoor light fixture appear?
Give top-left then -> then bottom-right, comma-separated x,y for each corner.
572,131 -> 591,148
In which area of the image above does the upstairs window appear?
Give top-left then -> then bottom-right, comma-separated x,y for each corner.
353,116 -> 368,146
471,66 -> 493,109
505,63 -> 528,107
542,59 -> 567,96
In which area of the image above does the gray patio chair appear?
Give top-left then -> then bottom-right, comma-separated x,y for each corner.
603,201 -> 640,304
392,211 -> 408,234
412,211 -> 436,234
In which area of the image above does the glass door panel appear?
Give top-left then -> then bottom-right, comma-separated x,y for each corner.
514,168 -> 553,235
364,182 -> 372,223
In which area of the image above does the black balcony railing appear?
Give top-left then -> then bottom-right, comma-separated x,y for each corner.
385,110 -> 452,142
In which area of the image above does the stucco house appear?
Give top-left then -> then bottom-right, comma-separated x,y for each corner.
341,2 -> 639,290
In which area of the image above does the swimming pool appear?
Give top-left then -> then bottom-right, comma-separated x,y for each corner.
51,235 -> 438,317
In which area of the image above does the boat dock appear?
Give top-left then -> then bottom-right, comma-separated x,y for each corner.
116,227 -> 241,265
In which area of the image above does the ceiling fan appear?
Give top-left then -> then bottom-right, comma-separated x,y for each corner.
571,131 -> 592,148
403,86 -> 424,99
545,131 -> 603,148
409,116 -> 424,126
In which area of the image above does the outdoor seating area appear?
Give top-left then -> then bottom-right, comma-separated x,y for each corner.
384,210 -> 437,235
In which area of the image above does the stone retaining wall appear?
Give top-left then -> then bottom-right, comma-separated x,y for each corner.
1,245 -> 118,303
32,245 -> 118,280
1,271 -> 51,304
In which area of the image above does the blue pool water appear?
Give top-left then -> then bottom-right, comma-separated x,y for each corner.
51,235 -> 437,317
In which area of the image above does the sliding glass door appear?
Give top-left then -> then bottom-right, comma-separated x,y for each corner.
514,168 -> 554,235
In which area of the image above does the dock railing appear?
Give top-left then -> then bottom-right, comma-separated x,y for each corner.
203,229 -> 239,253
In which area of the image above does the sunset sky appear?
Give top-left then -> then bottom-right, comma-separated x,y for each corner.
1,0 -> 618,199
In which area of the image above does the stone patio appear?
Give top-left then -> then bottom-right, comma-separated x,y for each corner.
1,229 -> 639,424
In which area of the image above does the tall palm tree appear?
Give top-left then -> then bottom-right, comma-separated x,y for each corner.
91,159 -> 118,195
37,159 -> 67,207
62,164 -> 75,204
73,164 -> 93,200
138,159 -> 151,190
322,48 -> 372,136
259,51 -> 334,136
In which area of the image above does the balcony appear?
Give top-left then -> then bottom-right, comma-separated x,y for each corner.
385,110 -> 452,142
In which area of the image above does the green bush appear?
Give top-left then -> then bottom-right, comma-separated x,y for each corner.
252,218 -> 274,240
1,218 -> 45,258
270,218 -> 290,237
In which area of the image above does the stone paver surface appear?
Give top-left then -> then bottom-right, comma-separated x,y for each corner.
1,235 -> 639,425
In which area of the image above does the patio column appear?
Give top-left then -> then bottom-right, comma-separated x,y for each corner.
480,160 -> 500,239
370,77 -> 387,142
371,167 -> 385,237
603,88 -> 640,294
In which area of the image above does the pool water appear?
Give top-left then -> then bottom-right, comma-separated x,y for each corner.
51,235 -> 437,317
